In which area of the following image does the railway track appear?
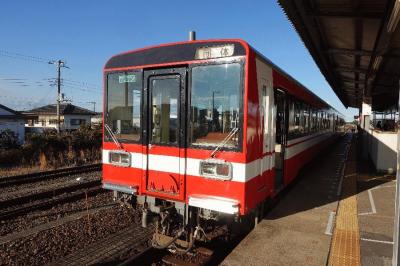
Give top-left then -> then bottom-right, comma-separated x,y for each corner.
0,202 -> 117,246
0,179 -> 100,208
0,185 -> 102,220
52,223 -> 154,266
0,165 -> 103,221
0,163 -> 101,187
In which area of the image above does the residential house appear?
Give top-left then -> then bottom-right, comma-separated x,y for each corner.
0,104 -> 25,144
25,103 -> 96,131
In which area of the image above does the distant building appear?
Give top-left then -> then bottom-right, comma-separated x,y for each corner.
0,104 -> 25,144
24,103 -> 96,131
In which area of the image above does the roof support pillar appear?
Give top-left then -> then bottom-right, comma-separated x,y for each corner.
360,97 -> 372,160
393,79 -> 400,266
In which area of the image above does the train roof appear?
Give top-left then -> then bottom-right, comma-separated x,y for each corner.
105,39 -> 342,117
104,39 -> 247,70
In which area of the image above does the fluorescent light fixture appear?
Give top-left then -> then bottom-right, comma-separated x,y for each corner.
387,0 -> 400,33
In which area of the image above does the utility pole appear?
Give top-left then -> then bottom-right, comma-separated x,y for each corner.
49,60 -> 69,133
87,101 -> 96,112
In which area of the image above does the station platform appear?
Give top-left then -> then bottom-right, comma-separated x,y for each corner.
222,134 -> 396,266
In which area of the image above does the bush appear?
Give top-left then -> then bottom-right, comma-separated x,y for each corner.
0,149 -> 24,166
0,127 -> 102,168
0,129 -> 20,150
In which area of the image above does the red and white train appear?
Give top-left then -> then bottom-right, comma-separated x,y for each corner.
102,38 -> 344,250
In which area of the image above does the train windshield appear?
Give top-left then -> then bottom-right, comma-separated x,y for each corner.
105,71 -> 142,142
190,63 -> 242,149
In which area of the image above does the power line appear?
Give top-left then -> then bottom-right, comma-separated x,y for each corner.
0,76 -> 101,91
0,49 -> 52,64
62,84 -> 101,94
63,81 -> 100,91
62,78 -> 101,88
0,77 -> 101,94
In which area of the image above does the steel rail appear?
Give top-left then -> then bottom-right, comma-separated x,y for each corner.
0,185 -> 103,220
0,179 -> 101,208
53,224 -> 154,266
0,163 -> 101,187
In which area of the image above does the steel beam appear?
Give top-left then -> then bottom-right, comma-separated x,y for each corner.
325,48 -> 373,56
313,10 -> 383,19
335,66 -> 368,74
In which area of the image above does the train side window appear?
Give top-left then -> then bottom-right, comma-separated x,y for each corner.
288,99 -> 295,138
310,109 -> 317,132
303,104 -> 310,134
262,84 -> 268,139
288,99 -> 306,139
296,101 -> 304,134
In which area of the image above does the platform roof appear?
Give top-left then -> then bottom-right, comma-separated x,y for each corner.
278,0 -> 400,111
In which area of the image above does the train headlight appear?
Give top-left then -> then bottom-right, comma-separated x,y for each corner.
109,151 -> 130,167
199,159 -> 232,180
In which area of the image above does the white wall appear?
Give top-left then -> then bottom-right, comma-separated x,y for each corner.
0,119 -> 25,144
368,130 -> 397,173
30,114 -> 92,130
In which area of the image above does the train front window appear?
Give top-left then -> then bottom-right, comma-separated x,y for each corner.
105,71 -> 142,142
190,63 -> 242,148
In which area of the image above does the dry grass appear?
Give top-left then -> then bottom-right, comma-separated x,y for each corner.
0,165 -> 48,178
0,159 -> 101,178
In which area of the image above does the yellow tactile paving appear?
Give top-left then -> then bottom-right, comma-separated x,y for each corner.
328,139 -> 361,266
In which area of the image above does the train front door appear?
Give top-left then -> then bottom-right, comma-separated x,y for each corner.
143,68 -> 186,201
274,89 -> 287,190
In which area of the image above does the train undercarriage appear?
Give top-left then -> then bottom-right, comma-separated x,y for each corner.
113,191 -> 259,258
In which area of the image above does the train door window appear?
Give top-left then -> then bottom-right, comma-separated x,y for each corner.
150,77 -> 180,145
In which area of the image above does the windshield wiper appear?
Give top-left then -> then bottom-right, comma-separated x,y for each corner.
105,124 -> 123,150
210,127 -> 239,158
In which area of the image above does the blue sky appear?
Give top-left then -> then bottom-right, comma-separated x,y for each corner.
0,0 -> 357,120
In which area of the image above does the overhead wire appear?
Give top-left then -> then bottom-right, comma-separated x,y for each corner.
0,49 -> 52,64
0,50 -> 102,107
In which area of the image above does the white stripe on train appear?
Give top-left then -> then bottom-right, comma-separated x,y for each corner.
102,150 -> 271,183
285,132 -> 334,159
103,132 -> 334,183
